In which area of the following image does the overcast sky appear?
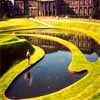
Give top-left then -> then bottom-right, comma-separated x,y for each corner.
9,0 -> 14,5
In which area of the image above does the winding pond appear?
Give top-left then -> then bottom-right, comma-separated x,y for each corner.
6,39 -> 87,99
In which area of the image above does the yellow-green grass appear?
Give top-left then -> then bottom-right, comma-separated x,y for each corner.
0,18 -> 51,33
0,18 -> 100,100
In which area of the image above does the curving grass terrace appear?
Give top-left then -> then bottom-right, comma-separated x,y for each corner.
0,18 -> 100,100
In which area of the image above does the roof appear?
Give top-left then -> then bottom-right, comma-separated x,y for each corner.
37,0 -> 55,2
14,0 -> 55,1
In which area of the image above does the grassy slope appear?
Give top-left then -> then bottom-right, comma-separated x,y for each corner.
0,18 -> 50,33
0,18 -> 100,100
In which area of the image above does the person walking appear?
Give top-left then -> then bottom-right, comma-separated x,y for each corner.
26,49 -> 30,66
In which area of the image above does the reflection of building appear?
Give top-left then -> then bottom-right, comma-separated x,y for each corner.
24,35 -> 63,53
23,33 -> 99,53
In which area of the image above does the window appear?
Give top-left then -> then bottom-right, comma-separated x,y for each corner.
89,8 -> 92,15
84,8 -> 86,15
85,0 -> 89,5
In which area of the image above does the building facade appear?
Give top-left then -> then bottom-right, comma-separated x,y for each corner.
58,0 -> 94,17
0,0 -> 100,18
14,0 -> 56,17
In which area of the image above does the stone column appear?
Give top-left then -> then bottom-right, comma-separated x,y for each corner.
78,0 -> 80,16
48,1 -> 50,16
51,2 -> 53,16
41,3 -> 43,16
37,1 -> 39,16
54,2 -> 57,16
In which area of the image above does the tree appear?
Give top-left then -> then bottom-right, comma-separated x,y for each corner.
0,0 -> 14,19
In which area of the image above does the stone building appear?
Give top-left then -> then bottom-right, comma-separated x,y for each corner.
14,0 -> 56,17
0,0 -> 100,18
13,0 -> 99,17
58,0 -> 94,17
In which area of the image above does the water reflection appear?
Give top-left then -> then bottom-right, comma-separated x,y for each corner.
24,72 -> 32,87
21,33 -> 100,62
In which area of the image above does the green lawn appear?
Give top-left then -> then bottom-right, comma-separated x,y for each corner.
0,18 -> 100,100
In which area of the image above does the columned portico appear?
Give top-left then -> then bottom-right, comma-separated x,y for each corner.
38,0 -> 56,16
13,0 -> 98,18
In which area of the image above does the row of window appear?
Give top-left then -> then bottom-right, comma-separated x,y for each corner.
66,0 -> 93,5
76,7 -> 93,16
57,6 -> 93,16
15,8 -> 93,16
4,0 -> 94,16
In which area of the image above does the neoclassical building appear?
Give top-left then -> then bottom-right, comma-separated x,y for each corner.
0,0 -> 100,18
14,0 -> 56,16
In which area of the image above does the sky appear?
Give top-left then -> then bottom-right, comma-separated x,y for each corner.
9,0 -> 14,5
